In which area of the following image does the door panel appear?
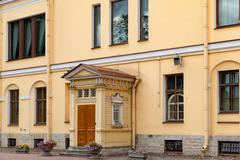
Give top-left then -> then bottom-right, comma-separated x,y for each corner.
77,105 -> 95,146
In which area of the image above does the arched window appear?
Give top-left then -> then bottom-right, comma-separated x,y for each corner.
168,94 -> 184,121
166,74 -> 184,121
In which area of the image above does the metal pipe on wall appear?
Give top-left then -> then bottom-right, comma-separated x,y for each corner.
201,0 -> 210,153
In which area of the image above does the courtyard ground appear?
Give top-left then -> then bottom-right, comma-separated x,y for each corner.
0,152 -> 238,160
0,148 -> 238,160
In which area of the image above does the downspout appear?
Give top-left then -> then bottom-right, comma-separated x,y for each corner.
201,0 -> 209,153
46,0 -> 54,140
132,78 -> 140,149
0,14 -> 2,132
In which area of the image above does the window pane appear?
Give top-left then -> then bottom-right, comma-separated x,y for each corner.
140,0 -> 148,40
233,71 -> 239,83
94,5 -> 101,47
177,75 -> 183,90
221,73 -> 230,84
36,87 -> 46,123
112,0 -> 128,44
24,18 -> 32,57
10,21 -> 19,60
167,76 -> 175,90
218,0 -> 240,26
36,15 -> 45,56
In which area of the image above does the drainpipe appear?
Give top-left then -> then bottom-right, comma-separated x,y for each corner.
201,0 -> 209,153
132,78 -> 140,149
46,0 -> 54,140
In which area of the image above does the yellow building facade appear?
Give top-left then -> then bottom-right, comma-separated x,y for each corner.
0,0 -> 239,157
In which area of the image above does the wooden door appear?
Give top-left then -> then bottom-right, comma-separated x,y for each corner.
77,105 -> 95,146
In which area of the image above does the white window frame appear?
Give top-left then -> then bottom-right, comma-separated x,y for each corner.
111,93 -> 124,126
112,102 -> 122,125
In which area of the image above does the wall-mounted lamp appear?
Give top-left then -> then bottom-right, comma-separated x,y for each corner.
174,54 -> 182,66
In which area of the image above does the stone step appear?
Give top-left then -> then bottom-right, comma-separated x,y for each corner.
60,146 -> 91,157
60,152 -> 91,157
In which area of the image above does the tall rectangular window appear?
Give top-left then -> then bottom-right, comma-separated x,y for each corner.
166,74 -> 184,121
217,0 -> 240,27
8,14 -> 45,60
93,5 -> 101,48
36,87 -> 47,124
9,90 -> 19,125
139,0 -> 148,40
111,0 -> 128,45
219,70 -> 239,113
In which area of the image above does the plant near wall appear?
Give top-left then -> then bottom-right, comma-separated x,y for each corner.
37,140 -> 57,156
86,142 -> 102,158
15,144 -> 30,153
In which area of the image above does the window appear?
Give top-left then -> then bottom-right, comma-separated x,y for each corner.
111,0 -> 128,45
9,90 -> 19,125
8,138 -> 16,147
36,87 -> 46,125
219,70 -> 239,113
93,5 -> 101,48
34,139 -> 43,148
8,14 -> 45,60
166,74 -> 184,121
165,140 -> 183,153
112,103 -> 122,125
78,88 -> 96,98
218,141 -> 240,155
139,0 -> 148,40
217,0 -> 240,27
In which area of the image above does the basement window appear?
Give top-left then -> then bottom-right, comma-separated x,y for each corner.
165,140 -> 183,153
34,138 -> 43,148
65,138 -> 70,149
218,141 -> 240,155
8,138 -> 16,147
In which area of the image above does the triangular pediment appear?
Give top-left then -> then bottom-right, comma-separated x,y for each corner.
62,64 -> 101,80
62,63 -> 136,81
73,69 -> 97,78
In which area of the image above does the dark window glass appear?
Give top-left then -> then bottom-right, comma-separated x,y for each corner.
218,141 -> 240,155
9,90 -> 19,125
36,87 -> 47,124
93,5 -> 101,48
9,21 -> 19,60
219,70 -> 239,113
165,140 -> 183,152
140,0 -> 148,40
36,15 -> 45,56
111,0 -> 128,44
65,138 -> 70,149
8,138 -> 16,147
166,74 -> 184,121
24,18 -> 32,58
217,0 -> 240,27
34,139 -> 43,148
8,14 -> 45,60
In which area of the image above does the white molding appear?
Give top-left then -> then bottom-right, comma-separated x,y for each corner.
0,0 -> 45,14
52,45 -> 203,71
0,66 -> 47,78
1,40 -> 240,77
20,96 -> 30,100
0,0 -> 16,5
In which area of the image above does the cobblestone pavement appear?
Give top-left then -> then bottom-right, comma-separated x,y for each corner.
0,153 -> 238,160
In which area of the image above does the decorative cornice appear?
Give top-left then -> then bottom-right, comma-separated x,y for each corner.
0,39 -> 240,78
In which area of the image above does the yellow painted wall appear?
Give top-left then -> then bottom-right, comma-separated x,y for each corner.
0,0 -> 239,144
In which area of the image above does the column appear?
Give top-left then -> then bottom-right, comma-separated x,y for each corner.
95,86 -> 106,146
69,87 -> 76,147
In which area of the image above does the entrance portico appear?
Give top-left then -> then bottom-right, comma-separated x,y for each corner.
62,64 -> 136,148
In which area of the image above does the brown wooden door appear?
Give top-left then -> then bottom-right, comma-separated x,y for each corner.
77,105 -> 95,146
